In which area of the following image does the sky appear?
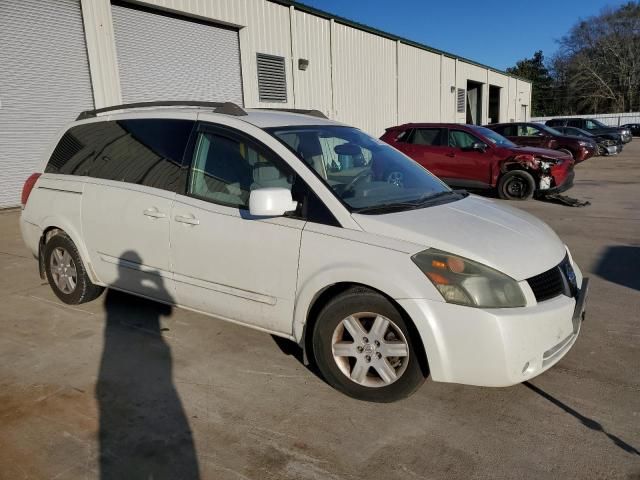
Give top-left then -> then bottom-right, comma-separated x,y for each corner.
299,0 -> 628,70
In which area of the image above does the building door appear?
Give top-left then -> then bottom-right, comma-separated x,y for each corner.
0,0 -> 94,208
111,2 -> 243,105
466,81 -> 483,125
488,85 -> 501,124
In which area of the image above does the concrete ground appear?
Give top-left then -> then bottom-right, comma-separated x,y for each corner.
1,142 -> 639,480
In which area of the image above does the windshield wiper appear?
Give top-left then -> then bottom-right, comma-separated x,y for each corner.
353,190 -> 466,214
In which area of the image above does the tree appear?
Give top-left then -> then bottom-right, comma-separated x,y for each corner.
507,51 -> 554,116
556,2 -> 640,113
507,2 -> 640,115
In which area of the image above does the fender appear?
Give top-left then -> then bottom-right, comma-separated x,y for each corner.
291,262 -> 442,342
39,215 -> 103,286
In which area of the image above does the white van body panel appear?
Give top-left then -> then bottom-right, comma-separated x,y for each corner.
19,106 -> 585,389
352,194 -> 567,281
82,179 -> 176,303
170,193 -> 304,334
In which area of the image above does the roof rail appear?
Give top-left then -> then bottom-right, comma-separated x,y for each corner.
76,101 -> 247,120
255,108 -> 328,119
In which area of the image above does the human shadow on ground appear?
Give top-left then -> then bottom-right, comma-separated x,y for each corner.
96,251 -> 200,479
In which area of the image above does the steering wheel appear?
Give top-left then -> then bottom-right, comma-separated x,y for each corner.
340,169 -> 373,197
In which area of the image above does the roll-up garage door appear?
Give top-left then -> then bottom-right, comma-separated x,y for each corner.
111,3 -> 243,106
0,0 -> 94,208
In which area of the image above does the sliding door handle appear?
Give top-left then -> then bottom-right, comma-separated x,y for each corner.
143,208 -> 167,219
175,214 -> 200,225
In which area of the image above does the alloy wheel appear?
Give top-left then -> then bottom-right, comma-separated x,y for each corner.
331,312 -> 409,387
50,247 -> 77,294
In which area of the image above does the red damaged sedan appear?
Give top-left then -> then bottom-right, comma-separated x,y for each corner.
381,123 -> 574,200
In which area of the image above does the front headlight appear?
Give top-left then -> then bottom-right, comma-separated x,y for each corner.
411,249 -> 526,308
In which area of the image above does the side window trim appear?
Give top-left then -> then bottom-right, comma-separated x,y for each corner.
184,124 -> 293,210
182,121 -> 341,227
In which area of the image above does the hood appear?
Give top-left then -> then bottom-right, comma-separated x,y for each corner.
591,127 -> 622,136
561,134 -> 597,145
506,146 -> 573,160
352,195 -> 566,281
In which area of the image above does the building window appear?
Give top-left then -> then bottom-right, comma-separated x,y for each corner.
256,53 -> 287,103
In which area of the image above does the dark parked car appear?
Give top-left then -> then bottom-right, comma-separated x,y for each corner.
486,122 -> 596,163
381,123 -> 574,200
545,118 -> 632,144
553,126 -> 622,156
620,123 -> 640,136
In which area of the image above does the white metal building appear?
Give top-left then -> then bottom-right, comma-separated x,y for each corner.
0,0 -> 532,208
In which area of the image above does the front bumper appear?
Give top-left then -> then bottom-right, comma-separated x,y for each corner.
575,145 -> 597,162
544,169 -> 575,195
398,277 -> 589,387
601,143 -> 620,155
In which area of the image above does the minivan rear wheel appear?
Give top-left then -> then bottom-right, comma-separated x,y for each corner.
497,170 -> 536,200
312,287 -> 426,402
44,233 -> 104,304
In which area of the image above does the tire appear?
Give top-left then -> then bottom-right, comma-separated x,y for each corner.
497,170 -> 536,201
312,287 -> 426,402
44,232 -> 104,304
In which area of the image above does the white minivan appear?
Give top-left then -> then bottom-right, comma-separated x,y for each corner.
20,102 -> 588,402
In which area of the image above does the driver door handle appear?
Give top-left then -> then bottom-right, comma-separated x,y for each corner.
446,152 -> 456,158
175,214 -> 200,226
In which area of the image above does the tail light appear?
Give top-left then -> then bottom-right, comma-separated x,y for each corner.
21,173 -> 41,207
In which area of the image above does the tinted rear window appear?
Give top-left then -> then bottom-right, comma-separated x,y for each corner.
45,119 -> 194,192
409,128 -> 444,146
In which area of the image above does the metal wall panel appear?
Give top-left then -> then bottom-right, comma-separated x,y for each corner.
0,0 -> 94,208
292,10 -> 332,116
332,23 -> 397,136
440,56 -> 457,122
397,44 -> 441,124
111,4 -> 243,105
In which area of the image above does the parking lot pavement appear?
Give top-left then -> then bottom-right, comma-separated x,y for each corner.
1,146 -> 639,480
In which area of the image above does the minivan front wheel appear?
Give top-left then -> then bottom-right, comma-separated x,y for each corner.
312,288 -> 426,402
44,233 -> 104,304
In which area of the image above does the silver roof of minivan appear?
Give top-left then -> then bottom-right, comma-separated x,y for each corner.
76,101 -> 345,129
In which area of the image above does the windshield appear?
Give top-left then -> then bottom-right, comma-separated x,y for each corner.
590,119 -> 607,128
537,124 -> 564,136
267,126 -> 453,211
472,126 -> 517,148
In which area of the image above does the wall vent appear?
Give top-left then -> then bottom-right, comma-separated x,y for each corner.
457,88 -> 466,113
257,53 -> 287,103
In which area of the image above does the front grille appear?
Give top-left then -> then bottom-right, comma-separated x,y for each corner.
526,255 -> 574,302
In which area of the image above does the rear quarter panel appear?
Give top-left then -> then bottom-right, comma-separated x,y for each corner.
21,175 -> 99,284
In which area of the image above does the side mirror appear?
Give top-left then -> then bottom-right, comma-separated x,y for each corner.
249,188 -> 297,217
472,142 -> 488,152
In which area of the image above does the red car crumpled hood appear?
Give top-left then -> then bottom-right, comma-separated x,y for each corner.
504,146 -> 573,161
